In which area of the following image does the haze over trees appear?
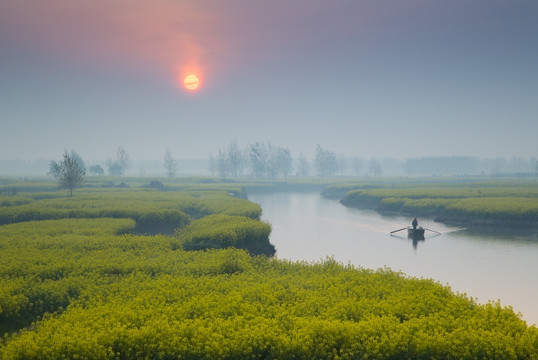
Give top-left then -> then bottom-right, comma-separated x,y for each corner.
163,148 -> 178,177
2,141 -> 535,178
213,141 -> 293,179
107,146 -> 130,177
313,144 -> 338,177
89,165 -> 104,176
296,153 -> 311,177
369,158 -> 382,177
49,151 -> 86,196
227,140 -> 243,178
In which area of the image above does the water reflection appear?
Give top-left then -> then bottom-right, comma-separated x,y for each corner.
389,231 -> 443,250
248,191 -> 538,326
390,232 -> 426,250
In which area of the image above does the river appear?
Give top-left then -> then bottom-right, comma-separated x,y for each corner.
248,191 -> 538,326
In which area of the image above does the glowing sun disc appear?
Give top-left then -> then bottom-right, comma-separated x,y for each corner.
183,74 -> 200,90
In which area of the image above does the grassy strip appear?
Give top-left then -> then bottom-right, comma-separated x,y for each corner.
0,188 -> 262,233
340,181 -> 538,226
176,214 -> 274,256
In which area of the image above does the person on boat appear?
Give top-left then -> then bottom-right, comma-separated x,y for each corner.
412,218 -> 418,229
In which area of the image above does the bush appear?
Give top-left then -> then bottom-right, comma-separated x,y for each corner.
176,214 -> 275,256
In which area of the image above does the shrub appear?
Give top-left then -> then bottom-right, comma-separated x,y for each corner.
176,214 -> 274,256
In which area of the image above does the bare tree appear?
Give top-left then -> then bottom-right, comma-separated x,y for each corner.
248,142 -> 268,179
276,146 -> 293,179
51,151 -> 86,197
296,153 -> 310,177
216,149 -> 229,178
352,157 -> 363,176
208,154 -> 217,177
336,153 -> 347,176
369,158 -> 382,177
314,144 -> 337,177
115,146 -> 130,177
49,150 -> 85,176
266,143 -> 279,179
163,148 -> 178,177
227,140 -> 244,178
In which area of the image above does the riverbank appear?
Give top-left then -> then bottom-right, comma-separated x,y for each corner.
335,180 -> 538,230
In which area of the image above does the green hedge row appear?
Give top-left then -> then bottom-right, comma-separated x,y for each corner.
176,214 -> 274,256
341,184 -> 538,225
0,188 -> 263,234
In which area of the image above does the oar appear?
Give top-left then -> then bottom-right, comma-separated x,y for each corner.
423,227 -> 441,235
390,227 -> 408,234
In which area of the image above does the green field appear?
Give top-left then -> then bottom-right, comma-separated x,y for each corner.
1,179 -> 537,359
338,179 -> 538,227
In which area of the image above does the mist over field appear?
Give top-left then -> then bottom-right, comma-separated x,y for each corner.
2,3 -> 538,357
1,0 -> 537,171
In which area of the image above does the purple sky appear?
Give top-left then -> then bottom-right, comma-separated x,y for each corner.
1,0 -> 537,161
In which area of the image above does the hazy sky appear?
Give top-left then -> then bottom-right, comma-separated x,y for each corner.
1,0 -> 537,161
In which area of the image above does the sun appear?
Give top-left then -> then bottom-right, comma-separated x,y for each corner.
183,74 -> 200,91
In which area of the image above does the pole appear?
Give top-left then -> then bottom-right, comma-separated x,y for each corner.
390,227 -> 408,234
423,227 -> 441,235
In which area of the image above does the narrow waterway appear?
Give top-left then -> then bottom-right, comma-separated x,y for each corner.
248,192 -> 538,326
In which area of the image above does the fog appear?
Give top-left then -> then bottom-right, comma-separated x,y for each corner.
1,153 -> 537,179
1,1 -> 537,167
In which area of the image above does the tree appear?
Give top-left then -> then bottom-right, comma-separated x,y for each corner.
89,165 -> 104,176
352,157 -> 363,176
336,153 -> 347,176
69,151 -> 86,171
227,140 -> 244,178
248,142 -> 268,179
296,153 -> 310,177
276,147 -> 293,179
115,146 -> 130,177
49,150 -> 85,176
313,144 -> 337,177
106,146 -> 130,177
266,143 -> 279,179
369,158 -> 382,177
216,149 -> 230,178
208,154 -> 217,177
107,161 -> 123,176
163,149 -> 178,177
50,151 -> 86,196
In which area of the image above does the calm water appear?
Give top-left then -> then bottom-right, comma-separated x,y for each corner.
248,192 -> 538,326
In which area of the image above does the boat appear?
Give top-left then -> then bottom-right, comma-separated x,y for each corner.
407,227 -> 425,238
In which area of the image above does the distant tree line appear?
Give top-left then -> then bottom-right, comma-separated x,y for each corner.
209,142 -> 377,179
49,146 -> 131,180
40,145 -> 537,180
404,156 -> 538,176
210,141 -> 294,179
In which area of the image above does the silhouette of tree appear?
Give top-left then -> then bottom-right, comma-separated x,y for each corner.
296,153 -> 310,177
227,140 -> 244,178
89,165 -> 104,176
115,146 -> 130,177
163,149 -> 178,177
314,144 -> 337,177
50,151 -> 86,196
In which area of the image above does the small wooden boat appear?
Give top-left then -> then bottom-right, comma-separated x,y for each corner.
390,225 -> 439,240
407,227 -> 425,237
